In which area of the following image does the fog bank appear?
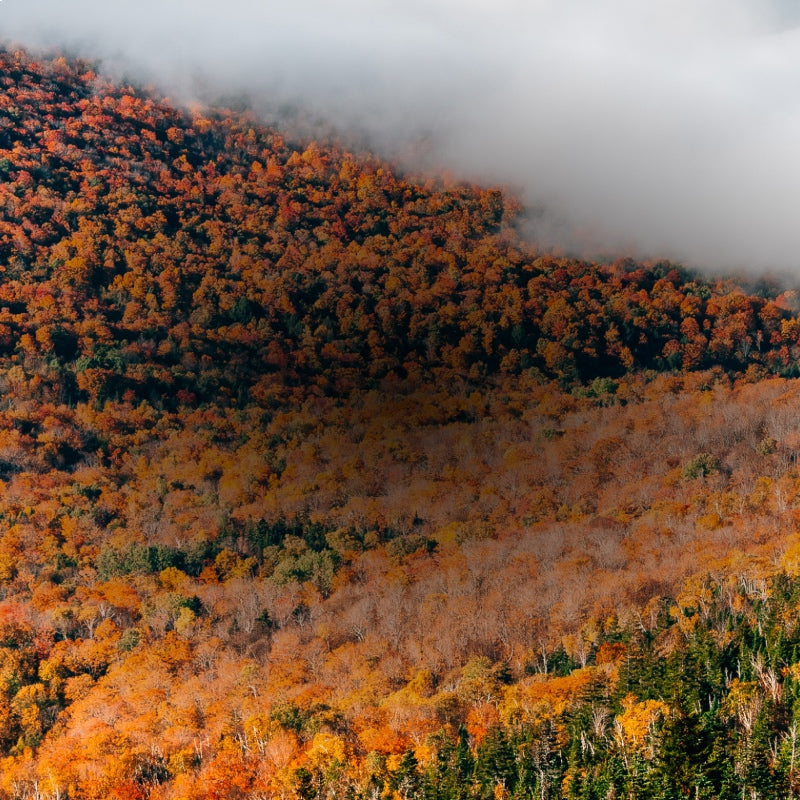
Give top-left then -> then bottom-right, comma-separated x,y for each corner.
2,0 -> 800,272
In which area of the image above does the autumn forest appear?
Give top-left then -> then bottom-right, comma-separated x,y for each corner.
0,46 -> 797,799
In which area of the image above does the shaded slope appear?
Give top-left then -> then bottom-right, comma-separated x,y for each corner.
0,48 -> 798,413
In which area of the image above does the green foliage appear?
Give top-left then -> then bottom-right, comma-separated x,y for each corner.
474,727 -> 516,799
682,452 -> 720,480
575,376 -> 619,405
390,749 -> 421,798
117,628 -> 141,653
756,436 -> 777,456
96,541 -> 217,579
386,534 -> 437,563
271,548 -> 339,596
373,571 -> 800,800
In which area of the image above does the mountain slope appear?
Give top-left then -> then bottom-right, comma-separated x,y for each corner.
1,49 -> 799,411
0,46 -> 798,799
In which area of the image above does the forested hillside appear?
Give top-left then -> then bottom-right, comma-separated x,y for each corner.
0,46 -> 798,798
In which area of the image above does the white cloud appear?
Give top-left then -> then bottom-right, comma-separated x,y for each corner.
2,0 -> 800,272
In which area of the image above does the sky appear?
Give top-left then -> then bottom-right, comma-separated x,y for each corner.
2,0 -> 800,273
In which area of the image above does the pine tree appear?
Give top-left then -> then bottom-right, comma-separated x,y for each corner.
392,748 -> 422,800
474,728 -> 516,800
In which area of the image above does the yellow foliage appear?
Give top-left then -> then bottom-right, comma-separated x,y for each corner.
499,668 -> 597,725
414,741 -> 435,767
385,753 -> 402,773
723,678 -> 759,717
781,535 -> 800,578
215,548 -> 256,580
696,512 -> 723,531
614,695 -> 670,751
494,783 -> 510,800
406,669 -> 434,698
307,731 -> 348,769
167,746 -> 197,776
174,606 -> 196,636
160,566 -> 189,591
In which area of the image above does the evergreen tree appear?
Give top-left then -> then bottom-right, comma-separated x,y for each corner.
475,728 -> 516,799
392,748 -> 422,800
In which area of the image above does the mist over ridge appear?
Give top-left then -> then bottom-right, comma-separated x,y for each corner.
2,0 -> 800,273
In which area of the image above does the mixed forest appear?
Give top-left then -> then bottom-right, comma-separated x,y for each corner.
0,46 -> 799,798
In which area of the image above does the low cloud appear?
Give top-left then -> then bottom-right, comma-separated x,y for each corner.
3,0 -> 800,272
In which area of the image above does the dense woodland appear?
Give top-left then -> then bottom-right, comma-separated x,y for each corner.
0,46 -> 798,798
